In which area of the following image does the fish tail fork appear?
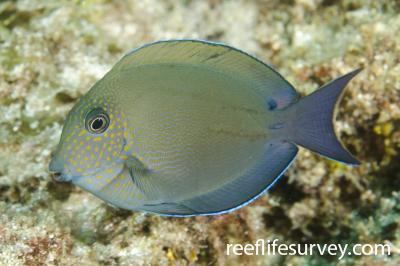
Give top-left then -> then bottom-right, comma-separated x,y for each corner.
283,69 -> 361,165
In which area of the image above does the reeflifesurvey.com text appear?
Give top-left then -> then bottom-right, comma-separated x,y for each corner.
226,239 -> 391,260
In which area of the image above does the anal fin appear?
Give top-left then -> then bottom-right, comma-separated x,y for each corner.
140,140 -> 298,216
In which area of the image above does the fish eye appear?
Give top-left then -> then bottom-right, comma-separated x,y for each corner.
85,108 -> 110,134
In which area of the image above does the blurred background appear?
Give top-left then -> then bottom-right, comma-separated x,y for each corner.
0,0 -> 399,265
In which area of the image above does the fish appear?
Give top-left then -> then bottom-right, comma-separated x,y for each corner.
49,39 -> 360,216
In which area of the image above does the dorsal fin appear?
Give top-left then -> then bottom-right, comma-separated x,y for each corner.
112,39 -> 298,109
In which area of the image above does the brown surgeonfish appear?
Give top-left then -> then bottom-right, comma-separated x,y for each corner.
49,40 -> 360,216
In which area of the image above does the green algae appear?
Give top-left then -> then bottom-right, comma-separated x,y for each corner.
0,0 -> 399,265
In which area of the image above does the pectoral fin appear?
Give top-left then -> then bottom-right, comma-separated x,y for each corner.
125,155 -> 167,201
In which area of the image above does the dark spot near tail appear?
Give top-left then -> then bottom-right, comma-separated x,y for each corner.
267,98 -> 277,110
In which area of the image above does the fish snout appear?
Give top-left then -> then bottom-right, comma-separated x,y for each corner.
49,171 -> 62,181
48,157 -> 65,181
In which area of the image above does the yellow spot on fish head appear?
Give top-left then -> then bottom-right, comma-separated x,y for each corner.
53,103 -> 129,182
78,130 -> 86,137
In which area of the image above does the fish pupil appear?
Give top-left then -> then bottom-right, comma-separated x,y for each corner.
92,118 -> 104,130
85,109 -> 110,134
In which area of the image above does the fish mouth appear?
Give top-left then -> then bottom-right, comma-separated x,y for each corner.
49,144 -> 128,183
48,157 -> 80,182
48,153 -> 93,182
49,157 -> 66,181
49,168 -> 96,183
49,171 -> 62,180
49,159 -> 123,184
48,169 -> 75,182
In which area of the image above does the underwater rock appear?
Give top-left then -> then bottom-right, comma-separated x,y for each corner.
0,0 -> 398,265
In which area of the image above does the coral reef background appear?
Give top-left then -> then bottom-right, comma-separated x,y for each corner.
0,0 -> 399,265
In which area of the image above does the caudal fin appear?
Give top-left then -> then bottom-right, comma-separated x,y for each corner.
286,69 -> 361,165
